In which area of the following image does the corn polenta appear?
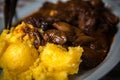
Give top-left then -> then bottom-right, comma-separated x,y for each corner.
0,22 -> 83,80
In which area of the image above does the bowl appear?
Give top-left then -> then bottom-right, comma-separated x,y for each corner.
0,0 -> 120,80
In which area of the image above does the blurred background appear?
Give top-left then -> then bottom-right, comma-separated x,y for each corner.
0,0 -> 120,80
0,0 -> 36,19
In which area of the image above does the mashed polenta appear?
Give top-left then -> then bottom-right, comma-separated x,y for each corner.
0,22 -> 83,80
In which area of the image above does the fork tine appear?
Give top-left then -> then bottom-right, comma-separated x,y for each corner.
8,0 -> 18,29
4,0 -> 10,29
4,0 -> 18,29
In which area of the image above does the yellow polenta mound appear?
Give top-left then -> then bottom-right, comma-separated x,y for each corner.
0,22 -> 83,80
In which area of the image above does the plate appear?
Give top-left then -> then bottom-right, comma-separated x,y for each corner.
0,0 -> 120,80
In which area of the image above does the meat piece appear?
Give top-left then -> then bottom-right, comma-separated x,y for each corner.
43,29 -> 67,45
81,46 -> 107,68
22,26 -> 42,48
19,0 -> 119,69
53,22 -> 72,32
78,9 -> 96,34
23,14 -> 52,31
103,11 -> 119,25
73,35 -> 95,46
24,15 -> 43,28
90,0 -> 104,7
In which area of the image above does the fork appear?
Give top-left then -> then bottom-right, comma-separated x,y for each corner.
4,0 -> 18,29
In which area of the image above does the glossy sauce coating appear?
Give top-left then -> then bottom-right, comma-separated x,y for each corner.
20,0 -> 119,69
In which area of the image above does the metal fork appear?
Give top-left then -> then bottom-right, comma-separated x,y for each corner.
4,0 -> 18,29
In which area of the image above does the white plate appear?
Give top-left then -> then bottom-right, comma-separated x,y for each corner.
0,0 -> 120,80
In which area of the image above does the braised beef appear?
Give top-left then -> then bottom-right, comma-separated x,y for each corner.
43,29 -> 67,45
53,22 -> 73,32
19,0 -> 119,69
